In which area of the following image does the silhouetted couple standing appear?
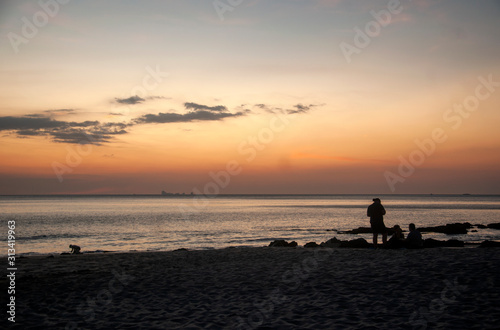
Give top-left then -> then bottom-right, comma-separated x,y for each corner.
367,198 -> 387,248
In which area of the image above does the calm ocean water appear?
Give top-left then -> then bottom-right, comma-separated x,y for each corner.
1,194 -> 500,256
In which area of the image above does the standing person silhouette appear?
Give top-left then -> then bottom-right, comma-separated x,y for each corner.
367,198 -> 387,248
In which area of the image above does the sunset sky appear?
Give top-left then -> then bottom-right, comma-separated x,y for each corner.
1,0 -> 500,194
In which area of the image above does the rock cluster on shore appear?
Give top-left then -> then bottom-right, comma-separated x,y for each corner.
336,227 -> 396,235
268,222 -> 500,250
479,240 -> 500,248
268,237 -> 500,249
419,223 -> 471,234
268,240 -> 298,247
335,222 -> 500,235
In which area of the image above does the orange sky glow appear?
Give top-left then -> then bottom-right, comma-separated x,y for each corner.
1,0 -> 500,194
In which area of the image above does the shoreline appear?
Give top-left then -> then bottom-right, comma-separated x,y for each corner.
3,193 -> 500,197
4,238 -> 495,259
3,246 -> 500,328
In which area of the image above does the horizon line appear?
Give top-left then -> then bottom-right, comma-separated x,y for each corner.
1,193 -> 498,197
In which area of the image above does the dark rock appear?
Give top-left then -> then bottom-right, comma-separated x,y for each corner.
269,240 -> 296,247
487,223 -> 500,230
419,223 -> 469,235
320,237 -> 342,248
304,242 -> 319,248
445,239 -> 465,247
423,239 -> 445,248
475,224 -> 487,229
341,226 -> 373,234
340,238 -> 371,249
423,238 -> 464,248
479,240 -> 500,248
339,226 -> 395,235
269,240 -> 288,247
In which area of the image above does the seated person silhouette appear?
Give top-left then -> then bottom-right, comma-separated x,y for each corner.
387,225 -> 405,249
69,244 -> 81,254
405,223 -> 423,249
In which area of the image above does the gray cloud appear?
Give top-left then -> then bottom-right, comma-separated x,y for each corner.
136,101 -> 245,124
0,116 -> 66,131
50,127 -> 127,145
115,96 -> 145,104
136,110 -> 245,124
184,102 -> 228,112
115,95 -> 169,105
254,104 -> 283,114
102,122 -> 129,130
254,103 -> 321,115
147,96 -> 170,100
287,103 -> 313,114
49,122 -> 128,144
67,120 -> 100,127
44,109 -> 76,115
2,100 -> 322,145
25,113 -> 46,118
16,129 -> 45,136
0,115 -> 129,145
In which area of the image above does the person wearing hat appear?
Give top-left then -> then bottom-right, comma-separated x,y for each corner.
367,198 -> 387,248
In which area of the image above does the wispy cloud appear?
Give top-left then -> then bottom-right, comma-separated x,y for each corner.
184,102 -> 228,112
114,95 -> 169,105
2,99 -> 322,145
0,116 -> 66,130
135,110 -> 245,124
115,96 -> 145,104
287,103 -> 315,114
255,103 -> 321,114
0,115 -> 129,145
254,103 -> 281,114
44,108 -> 76,116
148,96 -> 170,101
49,126 -> 127,145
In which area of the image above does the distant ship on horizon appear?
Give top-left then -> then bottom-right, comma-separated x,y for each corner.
161,190 -> 194,196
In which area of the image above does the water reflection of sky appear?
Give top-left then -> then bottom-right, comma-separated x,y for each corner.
1,195 -> 499,255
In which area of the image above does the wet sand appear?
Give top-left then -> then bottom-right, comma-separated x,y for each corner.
2,247 -> 500,329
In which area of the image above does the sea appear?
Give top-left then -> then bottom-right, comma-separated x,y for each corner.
1,194 -> 500,256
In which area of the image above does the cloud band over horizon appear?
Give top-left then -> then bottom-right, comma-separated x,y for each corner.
0,101 -> 319,145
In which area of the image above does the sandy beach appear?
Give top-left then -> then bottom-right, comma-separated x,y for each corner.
3,246 -> 500,329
